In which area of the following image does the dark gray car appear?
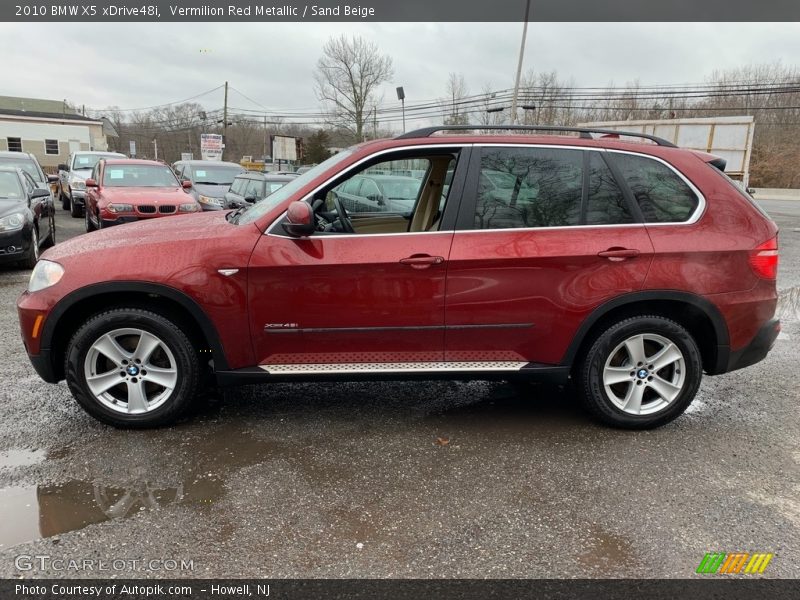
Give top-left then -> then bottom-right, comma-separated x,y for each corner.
172,160 -> 246,211
224,173 -> 296,208
332,174 -> 421,214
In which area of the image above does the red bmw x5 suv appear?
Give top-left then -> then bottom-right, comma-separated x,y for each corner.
17,126 -> 780,429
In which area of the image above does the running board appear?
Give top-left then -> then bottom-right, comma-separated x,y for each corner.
215,362 -> 570,386
259,361 -> 528,375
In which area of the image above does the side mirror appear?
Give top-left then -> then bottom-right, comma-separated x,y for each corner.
244,194 -> 257,203
367,193 -> 384,206
282,201 -> 315,237
85,178 -> 99,188
182,180 -> 192,189
47,174 -> 59,183
31,188 -> 51,199
57,164 -> 69,172
746,187 -> 756,195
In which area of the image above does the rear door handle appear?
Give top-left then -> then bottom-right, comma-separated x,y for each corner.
399,254 -> 445,269
598,248 -> 640,261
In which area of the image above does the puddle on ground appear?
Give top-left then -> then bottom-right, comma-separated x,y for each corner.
0,449 -> 46,469
0,427 -> 275,548
577,524 -> 636,576
777,287 -> 800,322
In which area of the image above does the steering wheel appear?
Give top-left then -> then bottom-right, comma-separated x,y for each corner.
332,193 -> 356,234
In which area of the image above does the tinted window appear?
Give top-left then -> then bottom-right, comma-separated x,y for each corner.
612,153 -> 698,223
474,147 -> 582,229
230,176 -> 247,195
585,152 -> 634,225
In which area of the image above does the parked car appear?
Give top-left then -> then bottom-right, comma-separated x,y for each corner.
172,160 -> 245,210
0,151 -> 59,193
0,166 -> 55,268
332,174 -> 421,213
224,173 -> 296,208
83,159 -> 200,231
58,151 -> 126,217
18,125 -> 780,429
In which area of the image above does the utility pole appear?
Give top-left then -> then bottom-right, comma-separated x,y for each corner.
222,81 -> 228,159
510,0 -> 531,125
263,114 -> 268,159
153,138 -> 158,160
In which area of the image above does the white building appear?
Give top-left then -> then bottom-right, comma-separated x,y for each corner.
0,96 -> 117,169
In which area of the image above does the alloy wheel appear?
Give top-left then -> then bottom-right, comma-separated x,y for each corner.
602,333 -> 686,415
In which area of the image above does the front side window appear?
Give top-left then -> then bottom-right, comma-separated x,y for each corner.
330,160 -> 430,215
229,177 -> 247,195
474,147 -> 583,229
610,153 -> 699,223
102,165 -> 179,187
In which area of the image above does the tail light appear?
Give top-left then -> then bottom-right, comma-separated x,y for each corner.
749,237 -> 779,279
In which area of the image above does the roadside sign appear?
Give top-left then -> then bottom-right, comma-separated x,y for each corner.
200,134 -> 224,161
129,140 -> 136,157
272,135 -> 298,162
180,152 -> 193,161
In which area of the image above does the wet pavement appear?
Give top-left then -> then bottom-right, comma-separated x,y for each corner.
0,199 -> 797,578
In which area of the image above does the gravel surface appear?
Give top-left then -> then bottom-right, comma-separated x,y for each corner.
0,199 -> 797,579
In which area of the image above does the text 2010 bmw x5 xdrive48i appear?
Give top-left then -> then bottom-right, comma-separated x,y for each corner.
17,126 -> 780,429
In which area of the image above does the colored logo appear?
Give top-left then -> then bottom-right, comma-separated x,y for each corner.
696,552 -> 774,574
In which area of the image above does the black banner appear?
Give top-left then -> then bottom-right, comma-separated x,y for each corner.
4,0 -> 800,22
2,579 -> 800,600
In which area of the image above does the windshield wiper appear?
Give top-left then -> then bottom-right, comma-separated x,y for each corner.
194,181 -> 227,185
227,205 -> 248,224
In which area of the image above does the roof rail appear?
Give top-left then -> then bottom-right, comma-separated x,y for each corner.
394,125 -> 678,148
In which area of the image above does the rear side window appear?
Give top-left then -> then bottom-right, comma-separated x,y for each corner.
585,152 -> 634,225
611,153 -> 699,223
474,147 -> 583,229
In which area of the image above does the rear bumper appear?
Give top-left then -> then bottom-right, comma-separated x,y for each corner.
723,318 -> 781,373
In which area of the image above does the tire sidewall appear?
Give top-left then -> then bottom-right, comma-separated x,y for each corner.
66,309 -> 199,428
583,316 -> 702,428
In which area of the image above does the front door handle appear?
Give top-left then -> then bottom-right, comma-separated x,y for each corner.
399,254 -> 445,269
598,248 -> 640,261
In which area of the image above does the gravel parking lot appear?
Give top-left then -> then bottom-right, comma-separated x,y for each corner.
0,199 -> 798,579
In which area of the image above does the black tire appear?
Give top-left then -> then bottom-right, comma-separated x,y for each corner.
18,226 -> 39,269
84,205 -> 96,232
65,308 -> 201,428
60,188 -> 70,211
42,213 -> 56,248
577,315 -> 702,429
70,198 -> 83,218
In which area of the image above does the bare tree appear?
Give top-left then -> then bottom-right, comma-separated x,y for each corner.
442,72 -> 470,125
314,34 -> 394,142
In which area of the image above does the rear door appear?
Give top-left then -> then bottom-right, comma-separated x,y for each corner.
444,145 -> 654,366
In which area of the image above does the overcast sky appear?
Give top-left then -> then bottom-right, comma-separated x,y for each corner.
3,22 -> 800,129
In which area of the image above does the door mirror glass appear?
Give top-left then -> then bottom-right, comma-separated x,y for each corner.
282,201 -> 315,237
182,180 -> 192,189
30,188 -> 51,199
58,164 -> 69,172
85,178 -> 99,188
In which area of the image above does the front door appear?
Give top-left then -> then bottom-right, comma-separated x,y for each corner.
247,148 -> 466,371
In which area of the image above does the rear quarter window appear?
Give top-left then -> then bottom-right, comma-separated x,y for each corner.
611,153 -> 699,223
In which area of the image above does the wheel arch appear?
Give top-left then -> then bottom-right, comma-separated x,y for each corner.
42,282 -> 229,382
562,291 -> 730,375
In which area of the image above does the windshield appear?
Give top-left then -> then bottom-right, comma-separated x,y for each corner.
190,165 -> 244,185
0,157 -> 43,183
0,171 -> 23,199
73,154 -> 120,170
103,165 -> 180,187
237,149 -> 355,225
